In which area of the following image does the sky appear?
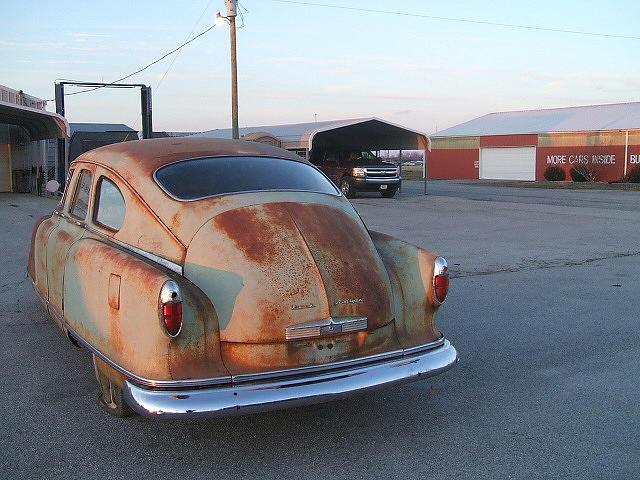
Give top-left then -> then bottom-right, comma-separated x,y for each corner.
2,0 -> 639,134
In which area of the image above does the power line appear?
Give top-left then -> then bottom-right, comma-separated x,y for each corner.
156,0 -> 213,90
271,0 -> 640,41
46,22 -> 218,101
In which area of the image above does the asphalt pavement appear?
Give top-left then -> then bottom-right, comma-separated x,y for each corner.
1,184 -> 638,480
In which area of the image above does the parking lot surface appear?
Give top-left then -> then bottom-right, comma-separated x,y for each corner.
1,183 -> 638,480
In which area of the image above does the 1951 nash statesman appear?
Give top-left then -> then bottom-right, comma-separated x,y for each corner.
28,137 -> 457,418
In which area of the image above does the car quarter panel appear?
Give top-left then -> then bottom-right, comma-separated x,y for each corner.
29,215 -> 56,303
89,165 -> 185,265
369,231 -> 442,348
63,237 -> 228,382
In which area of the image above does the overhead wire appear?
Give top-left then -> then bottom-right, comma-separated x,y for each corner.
124,0 -> 215,139
44,21 -> 218,101
270,0 -> 640,41
156,0 -> 213,90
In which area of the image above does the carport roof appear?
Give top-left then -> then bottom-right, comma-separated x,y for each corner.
0,101 -> 68,140
190,117 -> 429,150
432,102 -> 640,138
69,122 -> 135,135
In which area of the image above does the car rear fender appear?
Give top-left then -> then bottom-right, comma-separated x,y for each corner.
28,215 -> 56,300
369,231 -> 442,348
62,237 -> 228,384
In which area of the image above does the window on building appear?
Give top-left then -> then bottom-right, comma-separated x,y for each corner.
93,177 -> 126,231
70,170 -> 92,220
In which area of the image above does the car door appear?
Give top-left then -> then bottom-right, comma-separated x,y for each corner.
46,167 -> 94,319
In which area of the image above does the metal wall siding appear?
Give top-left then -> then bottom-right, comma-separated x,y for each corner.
480,134 -> 538,148
428,149 -> 479,179
538,131 -> 632,147
430,136 -> 480,150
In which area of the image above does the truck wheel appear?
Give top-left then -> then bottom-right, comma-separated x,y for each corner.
340,178 -> 355,198
380,188 -> 397,198
93,354 -> 136,418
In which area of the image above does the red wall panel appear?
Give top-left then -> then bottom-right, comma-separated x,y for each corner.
536,146 -> 627,182
428,149 -> 478,179
480,134 -> 538,148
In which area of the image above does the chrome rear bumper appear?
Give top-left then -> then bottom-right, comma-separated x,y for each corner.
123,339 -> 458,419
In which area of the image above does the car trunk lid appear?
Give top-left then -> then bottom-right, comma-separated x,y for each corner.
184,202 -> 397,375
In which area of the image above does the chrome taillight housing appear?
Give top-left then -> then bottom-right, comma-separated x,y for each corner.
159,280 -> 183,337
432,257 -> 449,305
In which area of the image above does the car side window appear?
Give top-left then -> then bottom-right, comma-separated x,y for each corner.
70,170 -> 92,220
93,177 -> 126,231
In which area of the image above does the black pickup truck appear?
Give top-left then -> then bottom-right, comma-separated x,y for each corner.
310,150 -> 401,198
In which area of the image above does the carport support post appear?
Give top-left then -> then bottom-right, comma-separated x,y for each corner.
624,130 -> 629,178
398,150 -> 402,194
54,83 -> 66,185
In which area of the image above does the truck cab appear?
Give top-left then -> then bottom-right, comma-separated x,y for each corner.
311,150 -> 401,198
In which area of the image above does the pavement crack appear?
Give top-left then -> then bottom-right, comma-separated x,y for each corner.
453,251 -> 640,278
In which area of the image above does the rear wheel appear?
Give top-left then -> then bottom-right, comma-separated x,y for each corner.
380,188 -> 398,198
340,178 -> 356,198
93,354 -> 136,418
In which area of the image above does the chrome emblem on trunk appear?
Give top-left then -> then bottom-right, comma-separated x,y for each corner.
285,316 -> 368,340
291,303 -> 316,310
334,298 -> 364,305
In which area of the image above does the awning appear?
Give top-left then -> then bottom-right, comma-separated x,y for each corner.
0,101 -> 69,140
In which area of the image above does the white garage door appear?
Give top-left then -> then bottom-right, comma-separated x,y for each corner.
480,147 -> 536,181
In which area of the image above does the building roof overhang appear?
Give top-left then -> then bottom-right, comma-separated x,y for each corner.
0,101 -> 69,140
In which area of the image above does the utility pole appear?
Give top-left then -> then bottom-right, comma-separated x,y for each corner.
226,0 -> 239,139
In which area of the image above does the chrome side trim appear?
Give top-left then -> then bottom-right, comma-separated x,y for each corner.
123,339 -> 458,418
84,225 -> 183,275
285,316 -> 368,340
53,211 -> 183,275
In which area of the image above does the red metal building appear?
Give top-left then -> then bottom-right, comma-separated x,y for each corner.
429,103 -> 640,182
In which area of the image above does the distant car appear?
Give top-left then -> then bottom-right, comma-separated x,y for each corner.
28,138 -> 457,418
312,150 -> 401,198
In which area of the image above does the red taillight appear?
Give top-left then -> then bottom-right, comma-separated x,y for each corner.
432,257 -> 449,304
434,273 -> 449,303
162,302 -> 183,336
160,281 -> 182,337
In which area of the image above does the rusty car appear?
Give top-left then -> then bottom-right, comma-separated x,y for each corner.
28,137 -> 457,418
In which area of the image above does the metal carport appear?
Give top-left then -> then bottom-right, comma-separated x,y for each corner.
0,101 -> 68,141
192,118 -> 430,192
0,101 -> 68,192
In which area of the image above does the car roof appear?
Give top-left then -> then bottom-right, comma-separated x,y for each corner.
71,137 -> 351,246
73,137 -> 309,204
74,137 -> 308,174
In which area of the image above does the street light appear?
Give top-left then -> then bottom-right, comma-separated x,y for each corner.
217,0 -> 239,139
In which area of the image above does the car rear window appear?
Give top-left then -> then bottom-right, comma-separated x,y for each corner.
154,156 -> 339,200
